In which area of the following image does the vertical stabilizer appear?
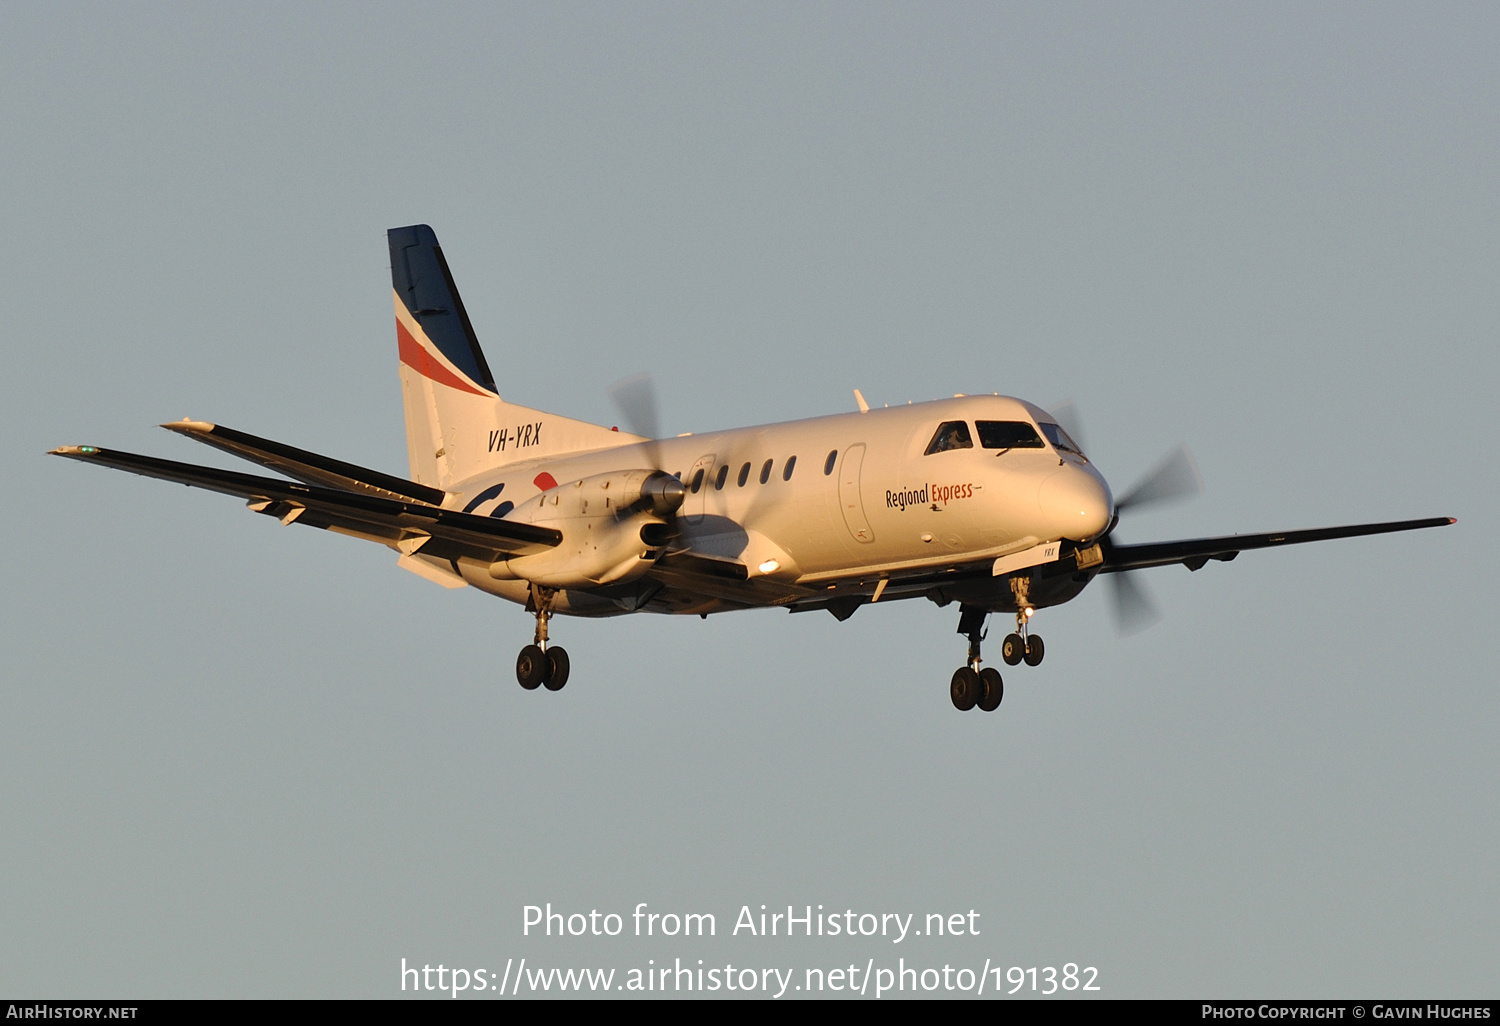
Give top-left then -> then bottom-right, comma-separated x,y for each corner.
388,225 -> 632,490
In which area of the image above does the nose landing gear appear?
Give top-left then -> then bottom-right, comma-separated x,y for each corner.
516,585 -> 570,692
1001,607 -> 1045,667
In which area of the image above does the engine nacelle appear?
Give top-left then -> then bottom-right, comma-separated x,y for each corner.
489,470 -> 683,588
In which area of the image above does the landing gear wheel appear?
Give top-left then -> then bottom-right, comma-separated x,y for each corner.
516,645 -> 547,690
950,667 -> 980,711
1001,633 -> 1025,665
1024,635 -> 1045,667
544,646 -> 570,691
977,667 -> 1004,711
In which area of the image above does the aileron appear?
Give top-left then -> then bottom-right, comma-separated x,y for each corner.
161,420 -> 447,505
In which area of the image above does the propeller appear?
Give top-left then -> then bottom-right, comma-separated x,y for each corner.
1102,444 -> 1202,634
1107,565 -> 1161,635
607,373 -> 685,518
608,371 -> 667,473
607,373 -> 660,445
1045,400 -> 1203,635
607,372 -> 786,545
1114,444 -> 1203,513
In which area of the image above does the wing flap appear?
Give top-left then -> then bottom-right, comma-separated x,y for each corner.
648,552 -> 818,607
1101,516 -> 1455,573
161,420 -> 447,505
50,445 -> 560,559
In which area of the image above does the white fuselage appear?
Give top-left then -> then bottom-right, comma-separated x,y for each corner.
437,394 -> 1114,616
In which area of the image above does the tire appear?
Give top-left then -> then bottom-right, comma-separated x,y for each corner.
1024,634 -> 1045,667
516,644 -> 547,690
1001,633 -> 1025,666
977,668 -> 1004,712
544,646 -> 570,691
950,667 -> 979,711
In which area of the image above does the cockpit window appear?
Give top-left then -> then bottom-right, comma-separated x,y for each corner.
976,420 -> 1045,451
1039,421 -> 1086,460
924,421 -> 973,455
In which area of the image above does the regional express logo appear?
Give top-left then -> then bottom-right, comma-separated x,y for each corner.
887,481 -> 975,511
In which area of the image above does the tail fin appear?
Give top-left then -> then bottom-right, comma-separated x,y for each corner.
389,225 -> 630,489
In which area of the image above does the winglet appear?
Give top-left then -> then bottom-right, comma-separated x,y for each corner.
853,389 -> 869,413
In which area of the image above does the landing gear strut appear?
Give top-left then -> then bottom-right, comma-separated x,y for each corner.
516,585 -> 570,692
1001,607 -> 1044,668
951,605 -> 1003,712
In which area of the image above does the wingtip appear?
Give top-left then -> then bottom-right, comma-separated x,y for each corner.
49,445 -> 98,456
1447,516 -> 1457,525
161,419 -> 215,434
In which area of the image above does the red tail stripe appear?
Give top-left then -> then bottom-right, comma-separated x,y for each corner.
397,319 -> 490,397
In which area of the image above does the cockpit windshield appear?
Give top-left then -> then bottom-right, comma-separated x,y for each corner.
924,421 -> 973,454
976,421 -> 1045,452
1039,421 -> 1086,460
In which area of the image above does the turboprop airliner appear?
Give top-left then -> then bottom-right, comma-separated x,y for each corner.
51,224 -> 1455,712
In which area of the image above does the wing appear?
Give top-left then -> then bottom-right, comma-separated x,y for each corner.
1100,516 -> 1455,573
160,420 -> 447,505
50,445 -> 560,561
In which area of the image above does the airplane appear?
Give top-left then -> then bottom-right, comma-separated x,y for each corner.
51,224 -> 1455,712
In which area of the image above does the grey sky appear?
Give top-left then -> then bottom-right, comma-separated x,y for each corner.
2,2 -> 1493,998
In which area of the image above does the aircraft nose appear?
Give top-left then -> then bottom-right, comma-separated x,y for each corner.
1038,466 -> 1113,542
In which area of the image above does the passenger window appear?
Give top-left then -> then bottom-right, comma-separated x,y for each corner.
824,450 -> 837,475
783,455 -> 797,481
689,468 -> 704,493
976,421 -> 1045,451
760,459 -> 773,484
925,421 -> 973,454
714,464 -> 729,490
737,462 -> 751,487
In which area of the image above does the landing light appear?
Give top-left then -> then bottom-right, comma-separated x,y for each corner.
758,559 -> 781,574
1023,606 -> 1034,618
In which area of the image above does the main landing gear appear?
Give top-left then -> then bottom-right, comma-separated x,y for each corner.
516,585 -> 570,692
951,606 -> 1003,713
949,605 -> 1046,712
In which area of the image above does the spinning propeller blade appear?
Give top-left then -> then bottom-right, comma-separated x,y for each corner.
1046,399 -> 1202,635
1107,569 -> 1161,636
608,373 -> 659,443
1046,399 -> 1089,457
1101,444 -> 1202,633
609,372 -> 668,474
1115,444 -> 1203,513
606,373 -> 686,534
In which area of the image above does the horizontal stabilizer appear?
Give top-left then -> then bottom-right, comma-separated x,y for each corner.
1101,516 -> 1455,574
162,420 -> 447,505
50,445 -> 560,562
